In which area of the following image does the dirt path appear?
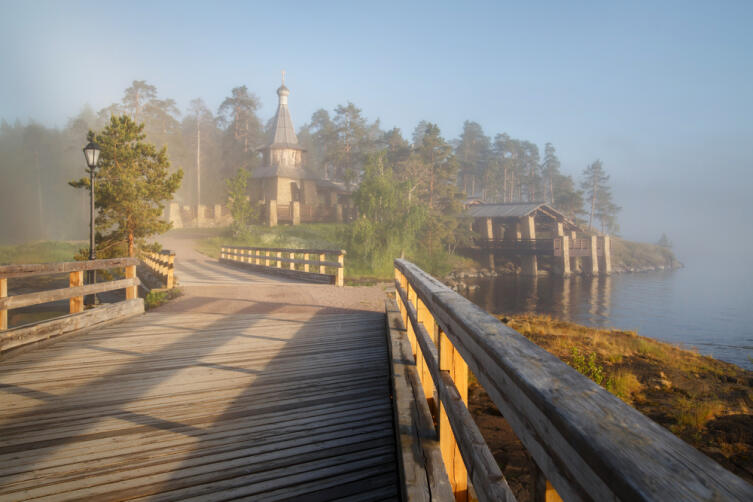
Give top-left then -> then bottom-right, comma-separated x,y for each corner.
155,230 -> 390,314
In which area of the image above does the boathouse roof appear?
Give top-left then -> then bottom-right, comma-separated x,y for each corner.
465,202 -> 580,230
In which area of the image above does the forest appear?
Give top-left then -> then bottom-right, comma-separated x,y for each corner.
0,80 -> 620,250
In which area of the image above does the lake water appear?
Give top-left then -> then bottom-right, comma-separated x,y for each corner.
460,262 -> 753,370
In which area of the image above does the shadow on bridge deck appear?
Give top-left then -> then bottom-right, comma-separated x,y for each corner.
0,284 -> 399,500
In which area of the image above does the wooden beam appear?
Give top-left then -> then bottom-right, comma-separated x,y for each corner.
0,298 -> 144,354
0,257 -> 139,279
0,277 -> 139,311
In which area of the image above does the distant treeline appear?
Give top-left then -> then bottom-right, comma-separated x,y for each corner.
0,79 -> 619,243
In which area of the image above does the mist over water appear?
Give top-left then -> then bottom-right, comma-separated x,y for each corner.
462,253 -> 753,370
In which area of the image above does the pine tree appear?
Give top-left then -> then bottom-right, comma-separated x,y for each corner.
225,168 -> 257,236
69,115 -> 183,257
580,160 -> 619,232
541,143 -> 561,204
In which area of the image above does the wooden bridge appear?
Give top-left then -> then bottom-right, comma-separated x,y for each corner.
0,246 -> 751,501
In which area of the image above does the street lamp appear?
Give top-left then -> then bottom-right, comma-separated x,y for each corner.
82,141 -> 100,305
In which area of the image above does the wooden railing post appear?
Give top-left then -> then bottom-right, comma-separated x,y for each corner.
303,253 -> 309,272
438,327 -> 469,501
416,297 -> 436,407
0,277 -> 7,331
125,265 -> 137,300
289,252 -> 295,270
69,271 -> 84,313
319,253 -> 326,274
276,251 -> 282,269
336,250 -> 345,287
166,253 -> 175,288
265,251 -> 270,267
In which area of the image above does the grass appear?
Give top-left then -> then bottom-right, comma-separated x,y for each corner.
0,241 -> 85,265
193,223 -> 470,281
468,313 -> 753,491
144,288 -> 183,310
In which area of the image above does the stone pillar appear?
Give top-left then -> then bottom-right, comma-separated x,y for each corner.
485,217 -> 494,242
197,204 -> 207,227
168,202 -> 182,228
267,200 -> 277,227
587,235 -> 600,275
520,215 -> 537,276
213,203 -> 222,221
600,235 -> 612,275
292,201 -> 301,225
570,230 -> 580,273
557,235 -> 570,277
336,203 -> 343,223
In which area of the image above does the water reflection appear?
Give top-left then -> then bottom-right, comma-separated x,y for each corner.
468,274 -> 613,325
461,269 -> 753,370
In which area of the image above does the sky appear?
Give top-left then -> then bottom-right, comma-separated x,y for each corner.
1,0 -> 752,264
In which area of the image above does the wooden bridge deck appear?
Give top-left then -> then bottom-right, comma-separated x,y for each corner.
0,306 -> 399,500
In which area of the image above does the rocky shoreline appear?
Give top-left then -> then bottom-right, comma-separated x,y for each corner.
443,260 -> 684,292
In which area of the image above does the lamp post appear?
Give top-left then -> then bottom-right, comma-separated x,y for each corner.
82,141 -> 100,305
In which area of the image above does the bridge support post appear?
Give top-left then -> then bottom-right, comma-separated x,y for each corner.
69,271 -> 84,313
600,236 -> 612,275
438,326 -> 469,501
555,237 -> 571,277
0,277 -> 7,331
587,235 -> 600,275
520,215 -> 538,276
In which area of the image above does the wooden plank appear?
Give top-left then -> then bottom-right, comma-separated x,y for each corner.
0,277 -> 140,311
0,257 -> 139,279
0,299 -> 144,354
0,309 -> 399,501
396,258 -> 753,501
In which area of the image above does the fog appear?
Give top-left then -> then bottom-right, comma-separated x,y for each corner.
1,1 -> 752,277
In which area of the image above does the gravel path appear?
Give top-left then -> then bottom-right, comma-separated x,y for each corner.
156,230 -> 390,314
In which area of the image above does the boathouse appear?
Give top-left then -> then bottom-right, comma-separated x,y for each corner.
466,202 -> 612,276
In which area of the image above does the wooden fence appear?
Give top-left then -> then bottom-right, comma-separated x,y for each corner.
393,258 -> 753,501
220,246 -> 345,287
0,258 -> 144,354
140,250 -> 175,289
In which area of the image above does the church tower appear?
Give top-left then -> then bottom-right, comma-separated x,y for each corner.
253,73 -> 316,226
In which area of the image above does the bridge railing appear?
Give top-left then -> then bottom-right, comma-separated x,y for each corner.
140,250 -> 175,288
0,258 -> 144,354
393,258 -> 752,502
221,246 -> 345,286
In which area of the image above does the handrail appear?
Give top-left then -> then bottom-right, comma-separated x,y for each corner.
0,257 -> 141,339
140,250 -> 175,289
221,246 -> 345,287
394,258 -> 753,501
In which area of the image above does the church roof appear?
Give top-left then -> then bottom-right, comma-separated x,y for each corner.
268,102 -> 299,148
